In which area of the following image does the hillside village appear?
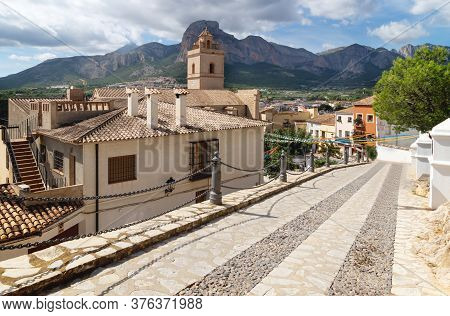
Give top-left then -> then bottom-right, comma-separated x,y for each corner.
0,24 -> 448,299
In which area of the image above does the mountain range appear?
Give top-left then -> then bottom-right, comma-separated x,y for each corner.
0,20 -> 447,89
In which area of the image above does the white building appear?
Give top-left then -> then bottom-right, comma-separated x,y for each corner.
335,107 -> 354,139
0,89 -> 267,260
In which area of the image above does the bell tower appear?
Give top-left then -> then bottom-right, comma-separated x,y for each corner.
187,28 -> 224,90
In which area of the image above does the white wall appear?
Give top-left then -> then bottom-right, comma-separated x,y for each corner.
335,114 -> 353,138
377,145 -> 411,163
81,127 -> 265,233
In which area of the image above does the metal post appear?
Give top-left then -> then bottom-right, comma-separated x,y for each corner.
210,151 -> 222,205
344,146 -> 349,165
310,151 -> 315,172
279,150 -> 287,182
357,150 -> 361,163
325,146 -> 330,167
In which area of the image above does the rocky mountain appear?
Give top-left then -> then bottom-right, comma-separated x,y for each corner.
0,20 -> 435,89
398,43 -> 450,57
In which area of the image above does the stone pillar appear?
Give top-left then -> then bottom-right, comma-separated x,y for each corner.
210,152 -> 222,205
415,132 -> 432,179
409,140 -> 418,178
279,150 -> 287,182
429,119 -> 450,209
325,146 -> 330,167
344,146 -> 349,165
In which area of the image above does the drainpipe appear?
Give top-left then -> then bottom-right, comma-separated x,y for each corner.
95,143 -> 99,232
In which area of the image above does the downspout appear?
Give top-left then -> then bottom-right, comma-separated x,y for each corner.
95,143 -> 99,232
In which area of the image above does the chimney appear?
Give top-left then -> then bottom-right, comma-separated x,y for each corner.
174,89 -> 189,127
144,88 -> 161,129
126,87 -> 139,116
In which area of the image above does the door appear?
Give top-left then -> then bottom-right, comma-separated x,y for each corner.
69,154 -> 76,186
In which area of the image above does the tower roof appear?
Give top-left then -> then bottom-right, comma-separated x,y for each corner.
198,27 -> 213,38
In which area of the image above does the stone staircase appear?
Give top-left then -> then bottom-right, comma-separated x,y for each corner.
11,140 -> 45,192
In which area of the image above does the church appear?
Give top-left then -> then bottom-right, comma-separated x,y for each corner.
92,28 -> 261,120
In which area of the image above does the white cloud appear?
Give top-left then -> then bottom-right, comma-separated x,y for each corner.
298,0 -> 376,20
410,0 -> 450,24
8,53 -> 57,62
34,53 -> 57,61
322,43 -> 336,50
368,20 -> 429,43
8,54 -> 32,61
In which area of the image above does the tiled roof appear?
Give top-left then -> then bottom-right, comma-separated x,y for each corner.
38,101 -> 268,144
8,98 -> 66,115
308,114 -> 336,126
92,88 -> 245,107
0,184 -> 83,244
335,107 -> 355,115
353,96 -> 374,106
38,109 -> 124,143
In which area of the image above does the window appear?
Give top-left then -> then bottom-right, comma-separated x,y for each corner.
108,155 -> 136,184
209,63 -> 215,74
54,151 -> 64,172
338,130 -> 342,137
40,145 -> 46,163
206,40 -> 211,48
337,116 -> 342,123
347,117 -> 352,123
321,131 -> 326,138
367,114 -> 374,123
345,131 -> 350,137
189,139 -> 219,181
356,113 -> 363,120
191,63 -> 195,74
315,130 -> 319,137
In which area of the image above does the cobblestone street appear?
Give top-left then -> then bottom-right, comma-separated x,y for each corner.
47,161 -> 446,296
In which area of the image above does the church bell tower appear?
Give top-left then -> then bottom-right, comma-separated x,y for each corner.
187,28 -> 224,90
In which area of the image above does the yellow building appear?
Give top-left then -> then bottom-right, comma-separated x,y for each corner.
306,114 -> 336,139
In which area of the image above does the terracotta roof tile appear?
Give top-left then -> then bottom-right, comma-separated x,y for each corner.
0,184 -> 83,244
308,114 -> 336,126
39,101 -> 268,144
92,88 -> 245,107
335,106 -> 355,115
353,96 -> 374,106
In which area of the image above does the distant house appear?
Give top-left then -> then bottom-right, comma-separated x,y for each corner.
335,107 -> 354,139
353,96 -> 377,138
306,114 -> 336,139
260,107 -> 318,131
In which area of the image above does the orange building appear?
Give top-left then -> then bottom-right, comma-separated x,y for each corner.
353,96 -> 377,138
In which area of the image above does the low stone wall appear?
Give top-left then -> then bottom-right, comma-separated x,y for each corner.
377,145 -> 412,164
0,162 -> 367,295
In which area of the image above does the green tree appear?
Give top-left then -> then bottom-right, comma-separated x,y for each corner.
373,46 -> 449,132
264,127 -> 312,177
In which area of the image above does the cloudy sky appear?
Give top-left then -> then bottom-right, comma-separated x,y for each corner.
0,0 -> 449,77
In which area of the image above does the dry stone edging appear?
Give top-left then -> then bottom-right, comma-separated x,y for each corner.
0,162 -> 367,296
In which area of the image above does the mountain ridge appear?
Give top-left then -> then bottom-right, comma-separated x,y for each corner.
0,20 -> 446,89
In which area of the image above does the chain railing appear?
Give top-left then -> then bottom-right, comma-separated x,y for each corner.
0,146 -> 366,253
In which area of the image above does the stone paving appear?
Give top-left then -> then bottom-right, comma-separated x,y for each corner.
249,163 -> 390,296
48,164 -> 375,296
181,162 -> 386,295
391,165 -> 449,296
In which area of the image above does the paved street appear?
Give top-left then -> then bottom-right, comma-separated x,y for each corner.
48,161 -> 445,296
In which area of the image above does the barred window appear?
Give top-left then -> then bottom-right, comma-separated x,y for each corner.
108,155 -> 136,184
189,139 -> 219,181
54,151 -> 63,172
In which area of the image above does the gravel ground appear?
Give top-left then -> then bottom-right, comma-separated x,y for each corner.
328,163 -> 402,296
178,163 -> 385,296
